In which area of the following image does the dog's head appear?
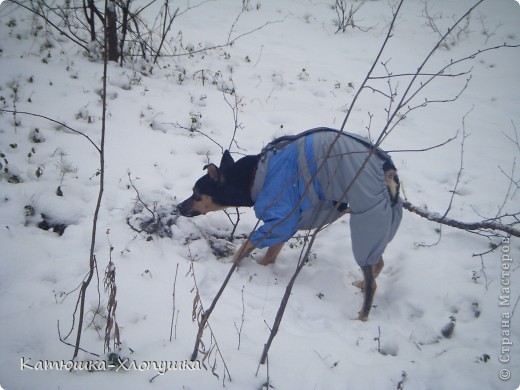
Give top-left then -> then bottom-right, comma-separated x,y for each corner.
177,151 -> 236,217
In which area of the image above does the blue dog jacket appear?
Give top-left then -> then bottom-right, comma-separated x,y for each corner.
250,128 -> 402,267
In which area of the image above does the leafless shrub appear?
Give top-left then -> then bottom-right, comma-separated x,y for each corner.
187,248 -> 232,385
421,1 -> 472,49
103,240 -> 121,354
126,174 -> 179,239
334,0 -> 372,33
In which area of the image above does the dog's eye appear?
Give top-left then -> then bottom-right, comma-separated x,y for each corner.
192,191 -> 202,201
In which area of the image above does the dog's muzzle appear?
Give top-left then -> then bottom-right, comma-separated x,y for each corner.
177,198 -> 201,217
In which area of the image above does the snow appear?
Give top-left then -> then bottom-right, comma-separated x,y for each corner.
1,0 -> 519,389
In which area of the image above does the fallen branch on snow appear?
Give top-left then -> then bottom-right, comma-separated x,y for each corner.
403,201 -> 520,238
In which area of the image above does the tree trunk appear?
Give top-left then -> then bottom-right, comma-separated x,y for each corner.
105,0 -> 119,62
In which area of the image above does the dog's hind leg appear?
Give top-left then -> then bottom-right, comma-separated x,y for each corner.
353,257 -> 384,289
357,265 -> 377,322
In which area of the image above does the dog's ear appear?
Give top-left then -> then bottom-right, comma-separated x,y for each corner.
203,163 -> 220,182
220,150 -> 235,171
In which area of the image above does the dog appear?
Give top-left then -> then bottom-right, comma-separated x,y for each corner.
178,128 -> 402,321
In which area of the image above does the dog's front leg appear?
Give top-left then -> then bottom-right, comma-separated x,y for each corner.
357,265 -> 376,322
259,242 -> 285,266
233,240 -> 255,264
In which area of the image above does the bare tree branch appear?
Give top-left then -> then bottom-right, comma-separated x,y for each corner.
0,109 -> 100,153
403,201 -> 520,237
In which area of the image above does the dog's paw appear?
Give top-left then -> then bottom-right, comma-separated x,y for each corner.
356,313 -> 368,322
352,280 -> 364,290
258,256 -> 276,266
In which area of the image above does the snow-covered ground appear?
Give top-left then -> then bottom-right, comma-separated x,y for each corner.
1,0 -> 519,389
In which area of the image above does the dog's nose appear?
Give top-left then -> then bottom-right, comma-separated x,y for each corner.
177,202 -> 187,216
177,199 -> 200,217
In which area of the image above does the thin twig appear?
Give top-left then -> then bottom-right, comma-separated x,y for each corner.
57,321 -> 100,358
169,262 -> 179,342
441,107 -> 473,219
169,121 -> 224,153
128,172 -> 156,220
72,0 -> 109,359
0,109 -> 100,153
187,251 -> 232,384
234,285 -> 245,351
190,222 -> 259,361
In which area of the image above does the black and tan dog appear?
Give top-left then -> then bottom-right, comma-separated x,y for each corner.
178,128 -> 402,321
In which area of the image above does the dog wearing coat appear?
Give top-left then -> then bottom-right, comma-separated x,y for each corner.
178,128 -> 402,321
